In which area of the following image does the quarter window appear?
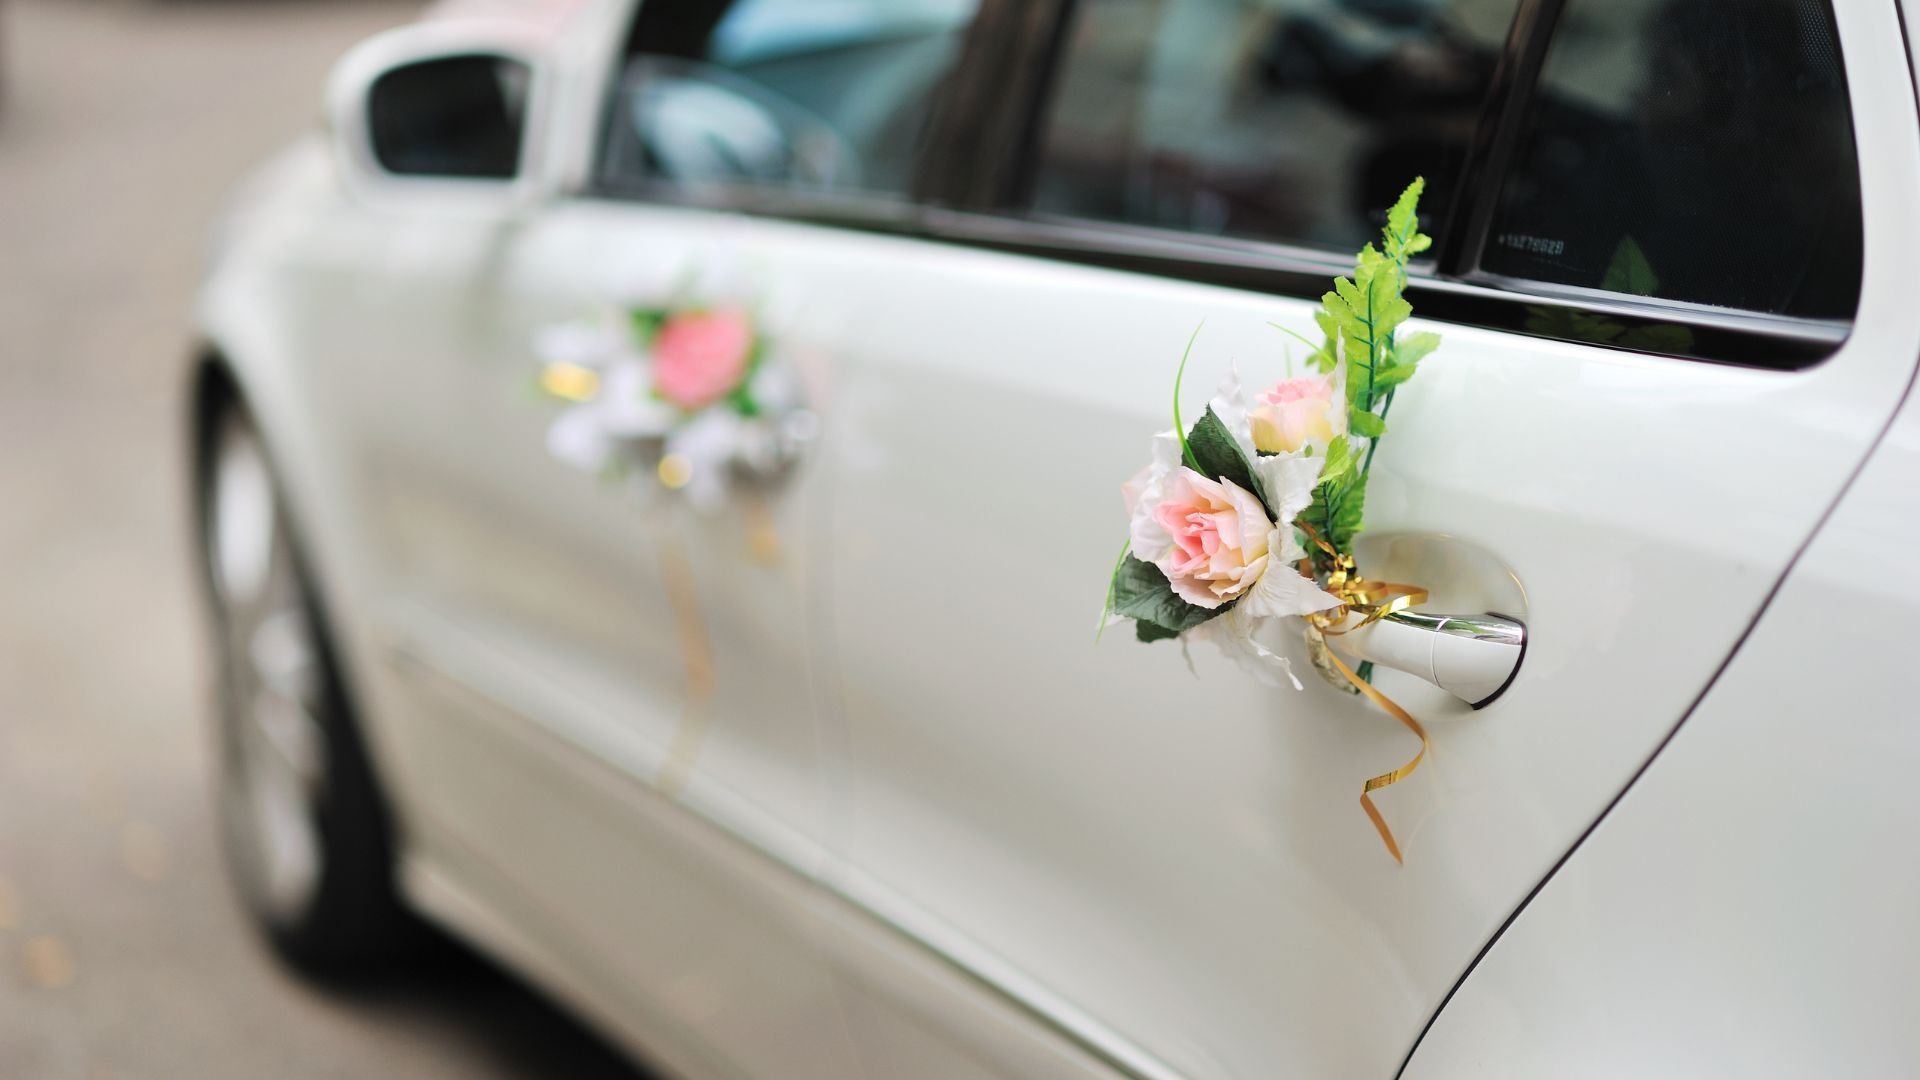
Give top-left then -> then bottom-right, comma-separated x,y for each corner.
1479,0 -> 1862,319
1026,0 -> 1525,254
601,0 -> 981,199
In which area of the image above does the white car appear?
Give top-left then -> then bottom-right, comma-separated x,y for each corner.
188,0 -> 1920,1076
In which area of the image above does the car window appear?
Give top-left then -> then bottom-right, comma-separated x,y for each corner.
602,0 -> 981,199
1479,0 -> 1861,320
1026,0 -> 1526,254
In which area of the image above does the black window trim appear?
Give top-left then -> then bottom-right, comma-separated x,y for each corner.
583,0 -> 1859,371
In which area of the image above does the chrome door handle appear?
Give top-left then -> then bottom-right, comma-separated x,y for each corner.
1328,610 -> 1526,708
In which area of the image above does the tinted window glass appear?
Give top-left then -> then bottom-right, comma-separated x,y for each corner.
1481,0 -> 1861,319
1028,0 -> 1524,253
603,0 -> 980,197
369,55 -> 528,179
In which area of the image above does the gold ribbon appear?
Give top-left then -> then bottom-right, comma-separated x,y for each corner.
650,504 -> 784,797
1298,523 -> 1431,865
654,533 -> 715,798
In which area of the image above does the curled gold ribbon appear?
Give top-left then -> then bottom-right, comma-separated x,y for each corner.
1320,644 -> 1429,865
1298,522 -> 1431,865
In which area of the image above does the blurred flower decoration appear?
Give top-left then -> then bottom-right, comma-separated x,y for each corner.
535,294 -> 813,510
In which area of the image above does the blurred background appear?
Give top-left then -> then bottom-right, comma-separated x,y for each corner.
0,1 -> 645,1075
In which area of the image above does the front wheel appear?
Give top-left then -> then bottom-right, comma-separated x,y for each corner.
199,402 -> 414,972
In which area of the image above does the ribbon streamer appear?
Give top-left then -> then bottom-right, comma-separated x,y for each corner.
1298,522 -> 1431,864
653,532 -> 715,798
1320,644 -> 1429,865
648,502 -> 787,797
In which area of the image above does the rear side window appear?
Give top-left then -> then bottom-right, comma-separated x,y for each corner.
602,0 -> 981,199
1026,0 -> 1525,254
1480,0 -> 1862,319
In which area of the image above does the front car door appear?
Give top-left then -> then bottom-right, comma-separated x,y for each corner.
749,0 -> 1920,1074
328,2 -> 867,1075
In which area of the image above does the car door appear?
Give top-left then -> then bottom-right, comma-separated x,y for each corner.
328,6 -> 868,1076
737,0 -> 1920,1075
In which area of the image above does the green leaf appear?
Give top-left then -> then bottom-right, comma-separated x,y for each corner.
1187,407 -> 1271,515
629,308 -> 668,347
1373,330 -> 1438,392
1315,434 -> 1355,489
1385,177 -> 1427,254
1135,620 -> 1183,643
726,380 -> 762,418
1327,467 -> 1369,550
1295,177 -> 1433,561
1110,555 -> 1223,637
1096,537 -> 1132,643
1373,363 -> 1418,391
1393,331 -> 1441,368
1299,439 -> 1370,555
1601,236 -> 1659,297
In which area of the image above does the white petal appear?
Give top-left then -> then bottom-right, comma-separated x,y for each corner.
597,362 -> 675,436
547,407 -> 611,471
1253,452 -> 1324,524
1149,429 -> 1183,474
1240,533 -> 1343,620
1128,464 -> 1179,560
668,409 -> 744,462
748,363 -> 801,412
1187,602 -> 1304,691
1206,366 -> 1259,460
600,398 -> 676,437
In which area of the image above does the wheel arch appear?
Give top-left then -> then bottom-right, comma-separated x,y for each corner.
184,336 -> 416,901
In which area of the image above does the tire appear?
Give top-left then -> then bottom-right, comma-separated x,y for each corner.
197,400 -> 414,974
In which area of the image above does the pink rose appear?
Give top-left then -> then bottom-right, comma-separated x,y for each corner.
1251,374 -> 1343,455
653,309 -> 754,411
1146,467 -> 1272,609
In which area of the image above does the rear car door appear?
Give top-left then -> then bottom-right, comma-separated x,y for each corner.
734,0 -> 1920,1074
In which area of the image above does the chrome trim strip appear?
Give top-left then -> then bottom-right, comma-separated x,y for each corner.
1383,610 -> 1526,646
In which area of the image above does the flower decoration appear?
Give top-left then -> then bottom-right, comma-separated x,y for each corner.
1104,179 -> 1444,862
534,293 -> 811,510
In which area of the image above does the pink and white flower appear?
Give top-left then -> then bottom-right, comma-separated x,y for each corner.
653,309 -> 754,410
1132,467 -> 1272,608
1122,371 -> 1343,684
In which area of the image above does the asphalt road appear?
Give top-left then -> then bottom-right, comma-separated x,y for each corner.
0,2 -> 650,1077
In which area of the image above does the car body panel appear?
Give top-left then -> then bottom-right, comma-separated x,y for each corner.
1402,316 -> 1920,1080
186,0 -> 1920,1075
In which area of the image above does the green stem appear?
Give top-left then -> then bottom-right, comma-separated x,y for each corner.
1364,289 -> 1379,414
1362,389 -> 1396,476
1172,321 -> 1205,472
